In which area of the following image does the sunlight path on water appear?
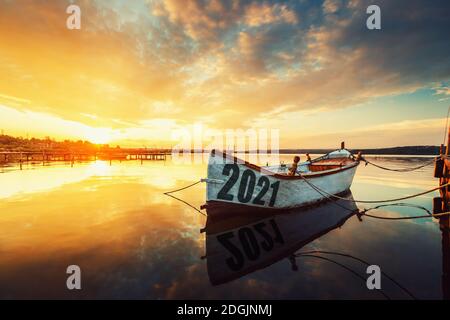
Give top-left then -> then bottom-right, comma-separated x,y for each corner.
0,155 -> 444,299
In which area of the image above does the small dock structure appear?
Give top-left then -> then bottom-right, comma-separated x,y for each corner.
0,148 -> 171,169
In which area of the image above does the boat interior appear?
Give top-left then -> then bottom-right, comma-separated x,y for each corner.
263,149 -> 357,176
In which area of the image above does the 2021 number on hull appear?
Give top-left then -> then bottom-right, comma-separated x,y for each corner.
216,164 -> 280,207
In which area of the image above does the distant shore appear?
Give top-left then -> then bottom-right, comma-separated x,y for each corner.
276,146 -> 440,156
0,134 -> 441,156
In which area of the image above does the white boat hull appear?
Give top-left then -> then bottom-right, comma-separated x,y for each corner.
206,150 -> 359,213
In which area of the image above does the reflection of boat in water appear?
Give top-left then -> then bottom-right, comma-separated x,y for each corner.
204,148 -> 360,215
204,192 -> 358,286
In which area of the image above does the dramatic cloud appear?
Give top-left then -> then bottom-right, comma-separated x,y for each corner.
0,0 -> 449,147
244,2 -> 298,26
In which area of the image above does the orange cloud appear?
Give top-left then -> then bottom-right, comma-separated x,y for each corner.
0,0 -> 448,148
244,2 -> 298,26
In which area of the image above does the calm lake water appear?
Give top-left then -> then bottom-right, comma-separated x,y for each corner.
0,154 -> 445,299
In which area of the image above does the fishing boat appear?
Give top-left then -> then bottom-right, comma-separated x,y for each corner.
203,144 -> 360,216
204,193 -> 358,285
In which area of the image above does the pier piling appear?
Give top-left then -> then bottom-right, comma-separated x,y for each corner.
437,128 -> 450,299
0,148 -> 171,171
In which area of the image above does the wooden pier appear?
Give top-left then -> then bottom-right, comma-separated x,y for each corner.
0,149 -> 171,169
127,151 -> 168,161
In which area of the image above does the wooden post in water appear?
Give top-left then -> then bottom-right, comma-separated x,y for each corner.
441,218 -> 450,300
438,127 -> 450,299
443,129 -> 450,220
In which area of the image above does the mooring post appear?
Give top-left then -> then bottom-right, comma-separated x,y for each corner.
441,216 -> 450,300
445,130 -> 450,207
434,130 -> 450,299
19,152 -> 22,170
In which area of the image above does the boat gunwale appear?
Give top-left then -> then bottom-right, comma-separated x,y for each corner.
204,189 -> 356,219
210,149 -> 359,180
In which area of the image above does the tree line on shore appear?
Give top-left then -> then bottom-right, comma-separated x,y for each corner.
0,134 -> 115,153
0,134 -> 440,155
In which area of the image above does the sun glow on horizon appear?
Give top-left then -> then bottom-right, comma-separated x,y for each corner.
85,128 -> 114,145
0,1 -> 448,149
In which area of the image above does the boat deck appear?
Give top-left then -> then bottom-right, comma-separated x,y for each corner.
310,157 -> 355,172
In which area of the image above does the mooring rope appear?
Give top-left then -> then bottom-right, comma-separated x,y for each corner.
443,105 -> 450,146
358,105 -> 449,172
360,210 -> 450,220
163,180 -> 206,216
297,254 -> 391,299
365,203 -> 432,215
295,250 -> 417,299
300,174 -> 448,204
164,180 -> 202,195
298,172 -> 450,220
362,158 -> 436,172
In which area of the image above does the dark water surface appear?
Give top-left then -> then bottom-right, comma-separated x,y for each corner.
0,155 -> 444,299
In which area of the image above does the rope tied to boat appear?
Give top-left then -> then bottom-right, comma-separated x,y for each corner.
359,209 -> 450,220
164,180 -> 202,194
163,180 -> 206,216
299,173 -> 449,204
360,157 -> 436,172
165,176 -> 450,219
294,250 -> 417,299
296,253 -> 391,300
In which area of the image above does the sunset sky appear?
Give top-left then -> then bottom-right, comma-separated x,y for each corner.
0,0 -> 449,148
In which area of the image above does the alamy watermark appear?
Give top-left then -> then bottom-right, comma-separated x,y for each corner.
65,4 -> 381,31
366,265 -> 381,290
66,5 -> 81,30
366,5 -> 381,30
170,124 -> 280,165
66,265 -> 81,290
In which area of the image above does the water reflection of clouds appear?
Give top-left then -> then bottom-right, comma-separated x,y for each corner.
0,158 -> 446,299
0,198 -> 206,299
0,160 -> 206,200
